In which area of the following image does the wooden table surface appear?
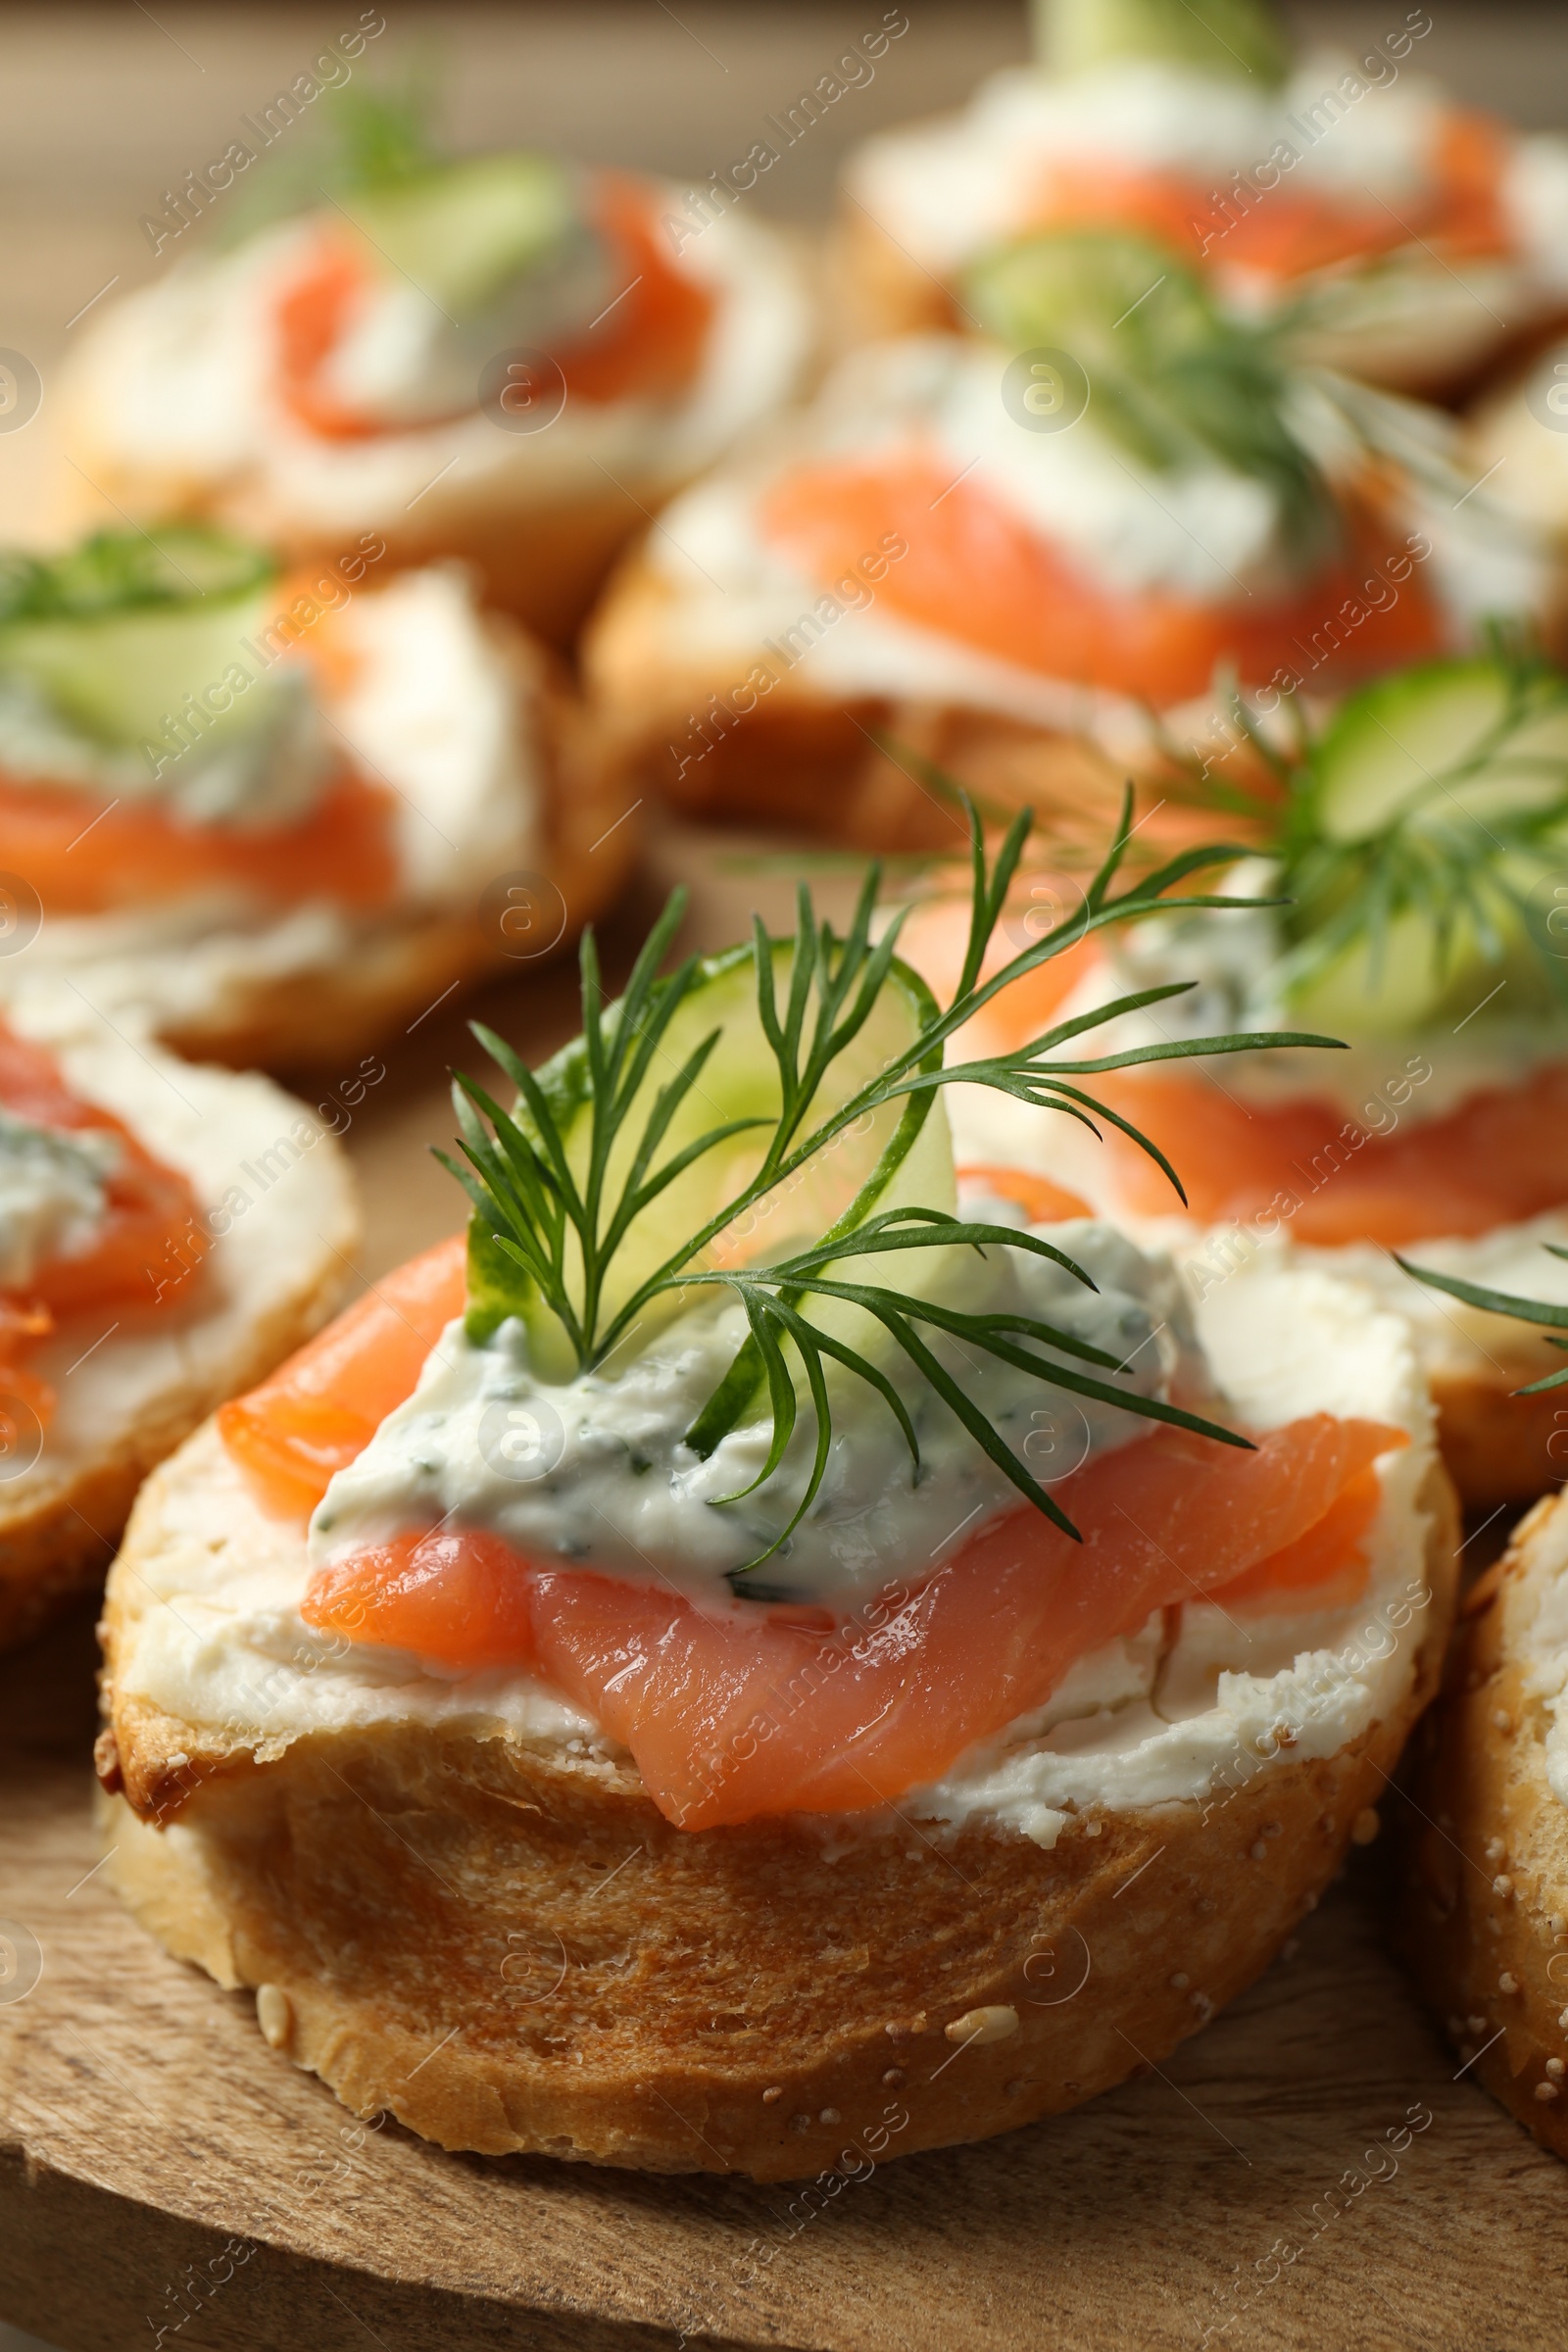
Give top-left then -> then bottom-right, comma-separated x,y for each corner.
5,5 -> 1568,2346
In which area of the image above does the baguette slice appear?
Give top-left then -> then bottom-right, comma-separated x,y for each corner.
96,1262 -> 1456,2180
0,1004 -> 360,1650
1396,1485 -> 1568,2152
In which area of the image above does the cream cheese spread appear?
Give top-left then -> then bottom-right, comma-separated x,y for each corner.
0,1108 -> 117,1289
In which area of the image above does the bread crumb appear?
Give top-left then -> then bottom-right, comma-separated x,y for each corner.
818,2108 -> 841,2126
1189,1991 -> 1214,2021
256,1984 -> 293,2052
1493,1875 -> 1513,1898
1486,1838 -> 1507,1865
761,2086 -> 782,2104
1499,1973 -> 1520,1994
789,2113 -> 812,2132
1536,2082 -> 1560,2103
1488,1918 -> 1503,1937
1547,2059 -> 1565,2081
1250,1839 -> 1269,1861
1351,1808 -> 1380,1846
1494,1710 -> 1513,1734
1083,1820 -> 1102,1839
1169,1972 -> 1190,1991
1560,2006 -> 1568,2031
884,2016 -> 925,2040
945,2005 -> 1019,2046
881,2068 -> 905,2088
1468,2015 -> 1490,2035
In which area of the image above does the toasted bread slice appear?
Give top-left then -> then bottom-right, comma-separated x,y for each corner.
0,1006 -> 360,1649
96,1257 -> 1456,2180
1396,1485 -> 1568,2153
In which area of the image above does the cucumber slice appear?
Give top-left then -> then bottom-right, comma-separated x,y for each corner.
345,153 -> 581,318
0,529 -> 279,751
466,941 -> 954,1378
1305,659 -> 1568,844
967,227 -> 1215,366
1033,0 -> 1289,86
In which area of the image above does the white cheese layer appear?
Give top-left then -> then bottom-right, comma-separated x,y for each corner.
0,988 -> 358,1535
66,201 -> 812,531
113,1252 -> 1434,1847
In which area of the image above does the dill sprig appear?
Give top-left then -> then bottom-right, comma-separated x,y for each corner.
439,789 -> 1338,1565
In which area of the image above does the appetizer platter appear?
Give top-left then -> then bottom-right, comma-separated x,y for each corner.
6,3 -> 1568,2345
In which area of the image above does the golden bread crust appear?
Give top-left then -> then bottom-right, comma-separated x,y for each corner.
97,1454 -> 1457,2179
1395,1487 -> 1568,2152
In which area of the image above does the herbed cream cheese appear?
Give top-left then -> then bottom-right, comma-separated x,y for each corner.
0,1107 -> 118,1289
113,1252 -> 1435,1845
310,1212 -> 1196,1608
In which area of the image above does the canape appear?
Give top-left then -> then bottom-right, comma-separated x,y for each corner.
1391,1243 -> 1568,2155
838,0 -> 1568,399
0,524 -> 629,1068
60,112 -> 814,648
0,990 -> 357,1650
908,652 -> 1568,1507
584,235 -> 1553,852
96,808 -> 1454,2177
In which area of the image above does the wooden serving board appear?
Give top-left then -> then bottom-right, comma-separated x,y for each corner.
1,816 -> 1566,2352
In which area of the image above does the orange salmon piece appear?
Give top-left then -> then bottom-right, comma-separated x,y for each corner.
0,1018 -> 206,1322
1089,1063 -> 1568,1246
1021,110 -> 1510,281
301,1410 -> 1402,1827
0,767 -> 399,919
759,450 -> 1442,706
220,1233 -> 467,1520
304,1525 -> 540,1671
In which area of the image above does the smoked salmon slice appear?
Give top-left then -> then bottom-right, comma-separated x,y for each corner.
759,449 -> 1443,706
299,1410 -> 1403,1828
1086,1064 -> 1568,1247
220,1232 -> 467,1521
1021,110 -> 1510,281
1,767 -> 399,919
